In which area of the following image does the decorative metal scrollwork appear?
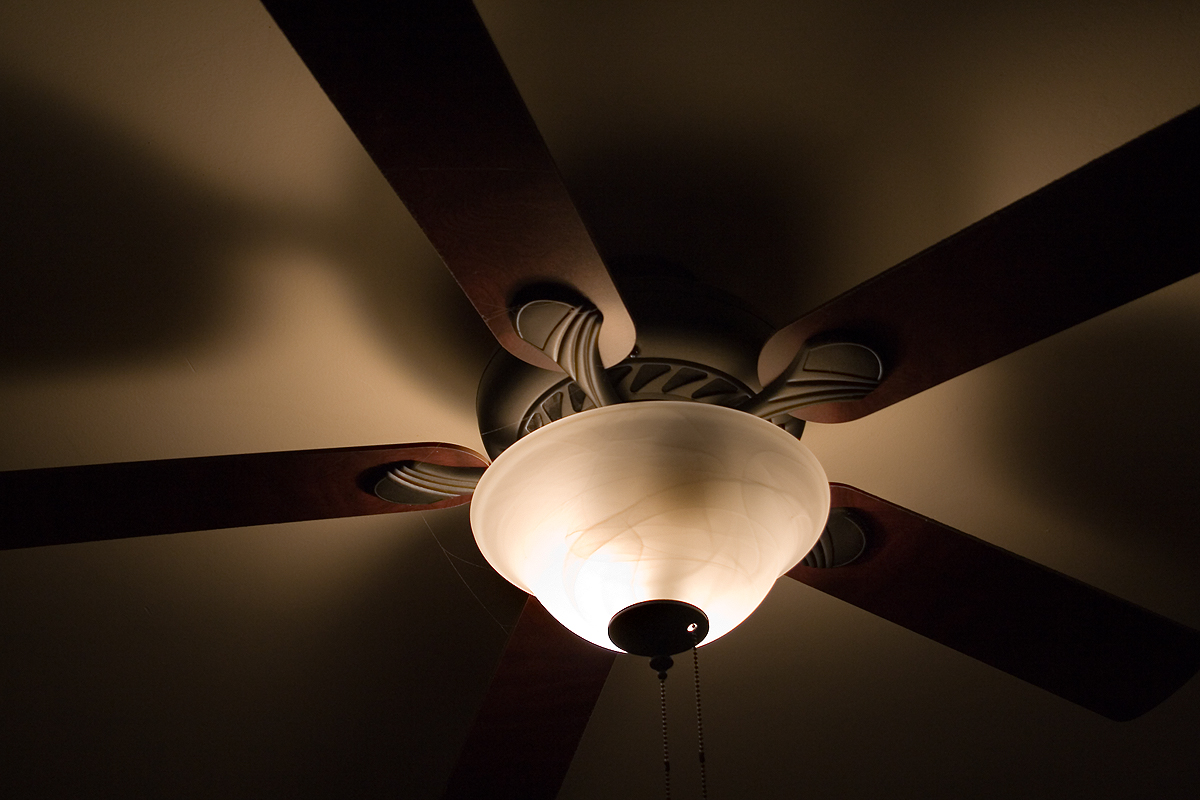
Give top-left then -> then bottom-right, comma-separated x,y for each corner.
374,462 -> 488,505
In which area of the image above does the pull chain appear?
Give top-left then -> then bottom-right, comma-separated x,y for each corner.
690,628 -> 709,800
660,673 -> 671,800
649,634 -> 709,800
650,655 -> 674,800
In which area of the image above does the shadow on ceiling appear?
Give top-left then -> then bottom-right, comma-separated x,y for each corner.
560,137 -> 832,329
985,294 -> 1200,564
0,76 -> 493,404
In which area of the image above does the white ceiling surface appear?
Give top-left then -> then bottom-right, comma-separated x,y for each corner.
1,1 -> 1199,797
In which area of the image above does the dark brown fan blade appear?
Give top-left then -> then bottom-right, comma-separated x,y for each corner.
760,105 -> 1200,423
261,0 -> 635,369
787,484 -> 1200,721
444,597 -> 616,800
0,443 -> 486,550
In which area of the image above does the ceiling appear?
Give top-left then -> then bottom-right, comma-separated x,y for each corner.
2,1 -> 1200,797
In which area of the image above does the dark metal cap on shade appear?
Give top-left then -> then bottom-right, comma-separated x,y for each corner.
608,600 -> 710,656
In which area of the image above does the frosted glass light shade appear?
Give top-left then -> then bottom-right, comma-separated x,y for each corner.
471,401 -> 830,652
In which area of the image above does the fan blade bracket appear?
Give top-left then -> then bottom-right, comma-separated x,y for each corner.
373,461 -> 488,505
514,298 -> 620,408
739,338 -> 882,420
801,507 -> 869,568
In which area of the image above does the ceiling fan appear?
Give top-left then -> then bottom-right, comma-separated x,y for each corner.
2,2 -> 1199,799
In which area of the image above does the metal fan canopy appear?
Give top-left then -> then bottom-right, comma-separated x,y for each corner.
471,402 -> 831,651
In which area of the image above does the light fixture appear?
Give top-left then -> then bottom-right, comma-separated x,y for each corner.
471,401 -> 830,655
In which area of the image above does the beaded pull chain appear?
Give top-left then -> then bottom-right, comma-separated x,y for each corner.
648,632 -> 710,800
689,626 -> 709,800
650,655 -> 675,800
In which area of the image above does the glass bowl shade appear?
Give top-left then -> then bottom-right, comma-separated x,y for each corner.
470,401 -> 831,652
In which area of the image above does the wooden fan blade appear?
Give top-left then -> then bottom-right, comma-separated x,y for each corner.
0,443 -> 487,550
444,597 -> 615,800
760,105 -> 1200,423
788,484 -> 1200,721
262,0 -> 635,369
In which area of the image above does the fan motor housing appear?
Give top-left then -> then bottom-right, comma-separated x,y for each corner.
477,272 -> 783,459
